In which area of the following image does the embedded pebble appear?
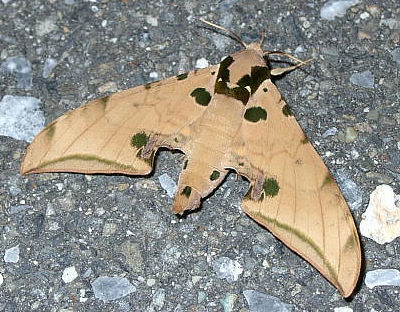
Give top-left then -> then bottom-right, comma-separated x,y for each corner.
220,293 -> 237,312
320,0 -> 360,21
360,184 -> 400,244
195,58 -> 209,69
146,15 -> 158,27
349,70 -> 375,89
4,245 -> 20,263
334,308 -> 353,312
91,276 -> 136,302
365,269 -> 400,289
243,290 -> 293,312
212,256 -> 243,282
149,71 -> 158,79
120,241 -> 144,272
0,273 -> 3,286
345,127 -> 358,143
36,16 -> 58,36
62,266 -> 78,283
336,168 -> 362,210
0,95 -> 45,142
98,81 -> 117,93
42,58 -> 58,78
392,48 -> 400,67
322,127 -> 338,137
1,56 -> 32,90
158,173 -> 177,198
8,204 -> 32,214
148,288 -> 165,311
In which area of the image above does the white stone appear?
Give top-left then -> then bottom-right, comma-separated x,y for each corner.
91,276 -> 136,302
0,95 -> 45,142
4,245 -> 20,263
349,70 -> 375,89
62,266 -> 78,283
158,173 -> 177,198
334,307 -> 353,312
43,58 -> 58,78
365,269 -> 400,289
212,256 -> 243,282
195,58 -> 209,69
360,184 -> 400,244
243,290 -> 293,312
1,56 -> 32,90
320,0 -> 361,21
146,15 -> 158,27
149,71 -> 158,79
0,273 -> 3,286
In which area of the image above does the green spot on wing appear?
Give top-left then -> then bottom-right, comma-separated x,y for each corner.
43,122 -> 56,139
263,87 -> 268,92
282,104 -> 294,117
144,83 -> 151,89
210,170 -> 220,181
183,160 -> 188,169
131,132 -> 149,149
181,186 -> 192,198
301,136 -> 309,144
176,72 -> 188,80
263,178 -> 280,197
322,173 -> 335,187
244,107 -> 267,122
190,88 -> 212,106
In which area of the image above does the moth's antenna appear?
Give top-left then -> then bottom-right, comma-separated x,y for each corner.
198,18 -> 247,48
259,31 -> 266,47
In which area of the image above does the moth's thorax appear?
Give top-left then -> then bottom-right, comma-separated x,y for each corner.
227,45 -> 268,84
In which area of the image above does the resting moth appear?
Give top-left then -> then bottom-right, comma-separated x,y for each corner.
21,19 -> 361,297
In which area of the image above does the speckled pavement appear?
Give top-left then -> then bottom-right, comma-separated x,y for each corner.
1,0 -> 399,311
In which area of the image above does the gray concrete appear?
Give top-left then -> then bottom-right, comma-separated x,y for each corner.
1,0 -> 399,311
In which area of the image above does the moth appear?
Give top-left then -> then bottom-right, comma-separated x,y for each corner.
20,20 -> 361,297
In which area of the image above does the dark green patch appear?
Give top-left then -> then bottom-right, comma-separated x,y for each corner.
237,66 -> 270,94
176,72 -> 188,80
211,71 -> 216,75
263,178 -> 280,197
43,122 -> 56,139
181,186 -> 192,198
99,96 -> 110,110
214,81 -> 250,105
301,137 -> 309,144
282,104 -> 294,117
322,173 -> 334,187
174,137 -> 179,143
238,162 -> 244,166
216,56 -> 234,82
210,170 -> 220,181
244,107 -> 267,122
183,160 -> 188,169
263,87 -> 268,92
131,132 -> 149,149
144,83 -> 151,89
190,88 -> 212,106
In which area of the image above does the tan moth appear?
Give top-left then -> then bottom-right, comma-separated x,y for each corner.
20,20 -> 361,297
